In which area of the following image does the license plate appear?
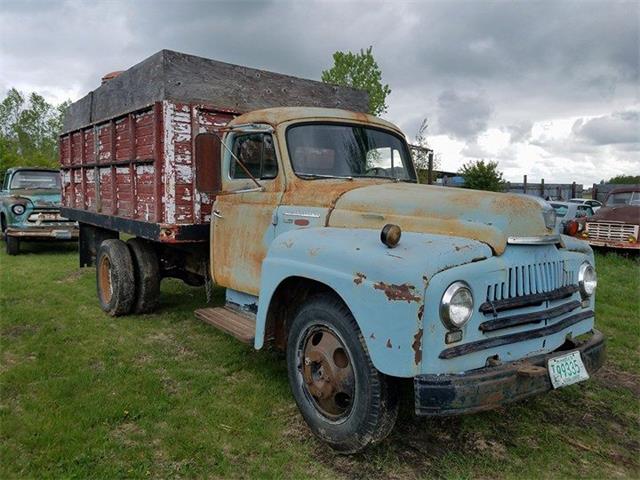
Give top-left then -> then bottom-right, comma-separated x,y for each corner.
53,230 -> 72,239
547,351 -> 589,389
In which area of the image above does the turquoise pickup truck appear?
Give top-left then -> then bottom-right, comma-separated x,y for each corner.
0,167 -> 78,255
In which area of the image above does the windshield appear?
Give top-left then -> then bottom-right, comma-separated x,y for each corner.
568,199 -> 584,204
551,203 -> 568,217
606,191 -> 640,207
286,123 -> 416,181
10,171 -> 61,190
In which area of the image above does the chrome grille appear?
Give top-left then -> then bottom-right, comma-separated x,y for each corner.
586,222 -> 638,242
486,260 -> 574,302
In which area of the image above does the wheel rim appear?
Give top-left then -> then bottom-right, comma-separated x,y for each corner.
98,255 -> 113,304
299,326 -> 355,420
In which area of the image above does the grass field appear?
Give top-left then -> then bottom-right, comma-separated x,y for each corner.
1,243 -> 638,479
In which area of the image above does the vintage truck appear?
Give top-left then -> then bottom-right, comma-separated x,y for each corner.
582,185 -> 640,250
1,167 -> 78,255
60,50 -> 605,453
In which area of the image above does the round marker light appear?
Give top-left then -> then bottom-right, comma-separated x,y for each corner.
440,281 -> 473,329
578,262 -> 597,298
11,204 -> 25,215
564,220 -> 579,236
380,224 -> 401,248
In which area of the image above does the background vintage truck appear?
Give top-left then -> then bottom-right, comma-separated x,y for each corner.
59,50 -> 605,453
1,167 -> 78,255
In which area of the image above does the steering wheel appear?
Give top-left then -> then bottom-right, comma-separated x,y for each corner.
365,167 -> 389,177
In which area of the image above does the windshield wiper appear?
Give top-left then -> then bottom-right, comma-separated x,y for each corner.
297,172 -> 353,181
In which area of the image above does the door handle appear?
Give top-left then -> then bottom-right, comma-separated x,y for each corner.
213,209 -> 223,219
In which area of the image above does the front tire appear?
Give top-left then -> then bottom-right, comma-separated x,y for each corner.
6,235 -> 19,255
286,294 -> 399,453
96,239 -> 135,316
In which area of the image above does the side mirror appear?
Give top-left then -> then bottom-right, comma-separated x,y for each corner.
195,133 -> 222,195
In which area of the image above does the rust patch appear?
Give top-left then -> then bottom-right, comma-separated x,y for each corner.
412,328 -> 424,365
373,281 -> 421,303
353,272 -> 367,285
417,304 -> 424,321
308,247 -> 320,256
386,339 -> 393,349
369,332 -> 376,340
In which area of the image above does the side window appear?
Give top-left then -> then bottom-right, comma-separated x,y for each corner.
229,134 -> 277,180
2,174 -> 9,191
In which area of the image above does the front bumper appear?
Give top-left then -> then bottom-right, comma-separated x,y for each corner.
6,225 -> 79,240
585,238 -> 640,250
414,329 -> 605,416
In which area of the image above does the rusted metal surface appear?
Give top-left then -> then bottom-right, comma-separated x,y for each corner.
301,327 -> 355,419
353,272 -> 366,285
194,306 -> 256,344
415,329 -> 605,416
412,329 -> 424,365
373,281 -> 422,303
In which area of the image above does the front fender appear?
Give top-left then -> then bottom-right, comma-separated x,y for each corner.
256,227 -> 492,377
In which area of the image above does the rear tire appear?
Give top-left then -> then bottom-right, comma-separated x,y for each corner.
96,239 -> 135,316
286,293 -> 399,453
127,238 -> 160,313
6,235 -> 19,255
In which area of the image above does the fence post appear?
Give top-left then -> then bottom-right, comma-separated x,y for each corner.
427,151 -> 434,185
592,183 -> 597,200
540,178 -> 545,198
557,185 -> 562,200
523,175 -> 528,194
571,182 -> 576,198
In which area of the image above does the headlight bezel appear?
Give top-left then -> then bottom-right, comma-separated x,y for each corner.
440,281 -> 474,330
578,262 -> 597,298
11,204 -> 26,216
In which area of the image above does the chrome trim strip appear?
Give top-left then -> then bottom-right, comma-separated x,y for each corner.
282,212 -> 321,218
507,234 -> 561,245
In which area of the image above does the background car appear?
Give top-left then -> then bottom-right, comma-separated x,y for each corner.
582,186 -> 640,250
550,201 -> 594,235
568,198 -> 603,212
0,167 -> 78,255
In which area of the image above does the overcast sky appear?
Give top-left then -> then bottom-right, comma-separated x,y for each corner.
1,0 -> 638,185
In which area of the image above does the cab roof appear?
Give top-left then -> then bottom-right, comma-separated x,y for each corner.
228,107 -> 404,135
6,167 -> 59,174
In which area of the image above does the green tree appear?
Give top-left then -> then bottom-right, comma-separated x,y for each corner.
321,46 -> 391,116
607,174 -> 640,184
0,88 -> 69,178
459,159 -> 506,192
410,118 -> 442,183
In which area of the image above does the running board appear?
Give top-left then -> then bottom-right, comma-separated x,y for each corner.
194,307 -> 256,344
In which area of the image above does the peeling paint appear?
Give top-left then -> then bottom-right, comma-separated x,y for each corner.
386,339 -> 393,348
412,329 -> 424,365
373,281 -> 421,303
353,272 -> 367,285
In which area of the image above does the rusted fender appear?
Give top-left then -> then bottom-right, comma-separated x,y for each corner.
328,183 -> 552,255
255,227 -> 492,378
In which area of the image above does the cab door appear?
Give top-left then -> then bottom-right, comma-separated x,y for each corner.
211,132 -> 284,295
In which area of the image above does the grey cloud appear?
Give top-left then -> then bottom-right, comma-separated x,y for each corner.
437,90 -> 493,139
572,110 -> 640,145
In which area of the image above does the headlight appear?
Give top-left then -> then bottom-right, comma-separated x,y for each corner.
578,262 -> 597,298
440,281 -> 473,329
11,204 -> 25,215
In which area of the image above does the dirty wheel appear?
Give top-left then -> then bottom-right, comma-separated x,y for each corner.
96,239 -> 135,316
127,238 -> 160,314
5,235 -> 19,255
286,294 -> 399,453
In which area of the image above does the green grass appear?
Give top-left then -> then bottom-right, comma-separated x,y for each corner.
1,243 -> 638,479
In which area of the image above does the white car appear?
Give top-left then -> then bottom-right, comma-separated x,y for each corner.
568,198 -> 603,212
